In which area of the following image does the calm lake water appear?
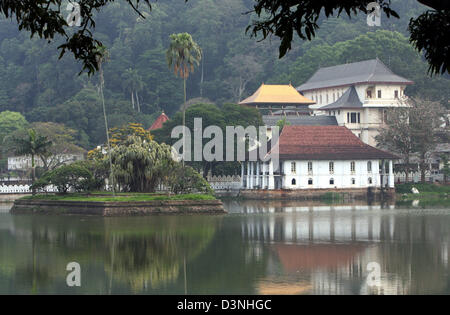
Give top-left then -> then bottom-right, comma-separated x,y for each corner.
0,200 -> 449,295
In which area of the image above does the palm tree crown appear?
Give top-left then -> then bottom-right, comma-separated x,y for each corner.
166,33 -> 202,80
14,129 -> 52,158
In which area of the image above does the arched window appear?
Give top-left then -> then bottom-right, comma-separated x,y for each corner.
308,162 -> 313,175
291,162 -> 296,174
350,161 -> 356,174
368,177 -> 373,184
291,178 -> 296,185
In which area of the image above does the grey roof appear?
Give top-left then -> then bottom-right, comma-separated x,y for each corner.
434,143 -> 450,153
297,58 -> 413,92
263,115 -> 338,126
320,86 -> 363,110
271,109 -> 310,115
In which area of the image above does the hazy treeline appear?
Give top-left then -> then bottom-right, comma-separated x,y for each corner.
0,0 -> 448,148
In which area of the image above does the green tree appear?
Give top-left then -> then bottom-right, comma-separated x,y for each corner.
0,0 -> 153,74
441,154 -> 450,183
95,44 -> 116,195
0,110 -> 28,144
276,118 -> 291,132
409,99 -> 447,182
0,111 -> 29,172
110,135 -> 174,192
376,98 -> 446,182
248,0 -> 449,74
33,163 -> 94,193
153,103 -> 263,177
166,33 -> 202,165
122,68 -> 144,112
12,129 -> 52,194
6,122 -> 86,172
167,164 -> 213,195
376,106 -> 415,182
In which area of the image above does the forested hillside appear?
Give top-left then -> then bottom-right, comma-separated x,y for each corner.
0,0 -> 448,149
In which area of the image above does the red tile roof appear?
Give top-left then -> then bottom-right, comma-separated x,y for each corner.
267,125 -> 397,160
149,112 -> 169,130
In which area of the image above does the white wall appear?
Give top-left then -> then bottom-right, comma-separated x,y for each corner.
281,160 -> 380,189
8,154 -> 84,171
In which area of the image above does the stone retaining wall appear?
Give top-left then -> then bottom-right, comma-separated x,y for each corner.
11,199 -> 226,216
238,188 -> 395,201
0,194 -> 30,202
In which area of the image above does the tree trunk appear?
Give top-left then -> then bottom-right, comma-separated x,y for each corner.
31,153 -> 36,195
405,157 -> 410,183
99,62 -> 115,196
136,91 -> 140,112
183,78 -> 187,167
200,54 -> 204,97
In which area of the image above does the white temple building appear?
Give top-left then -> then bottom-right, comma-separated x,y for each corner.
241,125 -> 397,190
296,58 -> 413,146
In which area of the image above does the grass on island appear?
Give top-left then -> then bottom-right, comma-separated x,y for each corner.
396,183 -> 450,203
20,192 -> 216,202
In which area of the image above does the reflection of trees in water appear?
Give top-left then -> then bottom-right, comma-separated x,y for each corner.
104,226 -> 217,292
2,209 -> 450,294
378,214 -> 450,294
2,215 -> 219,294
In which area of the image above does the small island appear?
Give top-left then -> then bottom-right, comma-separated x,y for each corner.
11,193 -> 226,216
8,124 -> 226,216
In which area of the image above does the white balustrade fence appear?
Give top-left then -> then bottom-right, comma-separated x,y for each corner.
207,175 -> 241,191
0,184 -> 58,194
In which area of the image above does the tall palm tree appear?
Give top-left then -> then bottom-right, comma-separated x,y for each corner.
13,129 -> 52,195
166,33 -> 202,165
95,45 -> 115,196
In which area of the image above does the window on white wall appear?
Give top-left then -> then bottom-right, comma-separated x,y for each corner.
330,178 -> 334,185
292,178 -> 296,185
308,178 -> 313,185
367,161 -> 372,173
368,177 -> 373,184
308,162 -> 313,175
351,178 -> 356,185
329,162 -> 334,174
350,161 -> 356,174
291,162 -> 296,174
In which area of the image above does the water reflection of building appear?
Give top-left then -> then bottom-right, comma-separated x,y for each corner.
233,201 -> 450,295
234,201 -> 396,243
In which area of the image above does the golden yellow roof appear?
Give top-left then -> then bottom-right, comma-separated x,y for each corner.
239,84 -> 315,106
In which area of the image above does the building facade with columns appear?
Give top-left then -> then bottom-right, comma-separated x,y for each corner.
296,59 -> 413,146
241,126 -> 397,190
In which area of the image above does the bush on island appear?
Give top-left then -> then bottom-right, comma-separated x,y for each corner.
167,164 -> 213,195
31,163 -> 94,193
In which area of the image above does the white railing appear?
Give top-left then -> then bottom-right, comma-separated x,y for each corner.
207,175 -> 241,191
0,184 -> 58,194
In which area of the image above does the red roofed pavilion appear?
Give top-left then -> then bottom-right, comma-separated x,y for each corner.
149,112 -> 169,130
241,125 -> 397,191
